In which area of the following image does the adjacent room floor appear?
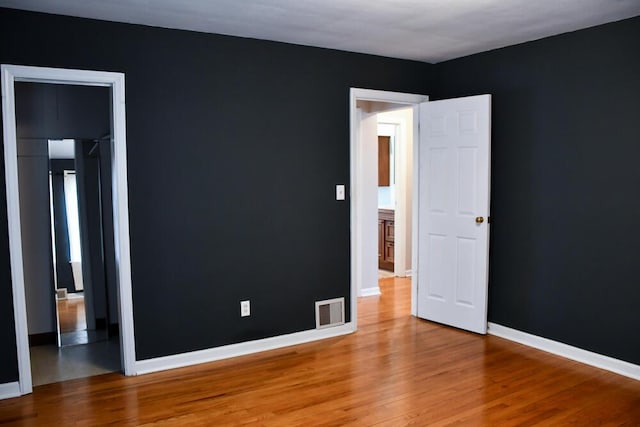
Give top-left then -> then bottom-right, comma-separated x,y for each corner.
30,338 -> 120,386
29,293 -> 120,386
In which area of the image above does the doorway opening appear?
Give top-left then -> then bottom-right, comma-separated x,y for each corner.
18,82 -> 116,387
2,65 -> 136,396
376,109 -> 413,281
350,88 -> 492,335
349,89 -> 428,327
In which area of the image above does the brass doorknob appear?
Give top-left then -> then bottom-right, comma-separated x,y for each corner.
475,216 -> 484,224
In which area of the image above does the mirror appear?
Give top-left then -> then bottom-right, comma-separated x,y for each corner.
48,138 -> 110,347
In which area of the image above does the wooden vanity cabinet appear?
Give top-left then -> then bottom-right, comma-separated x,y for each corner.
378,136 -> 391,186
378,209 -> 394,271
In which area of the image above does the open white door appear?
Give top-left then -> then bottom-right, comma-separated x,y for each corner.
416,95 -> 491,334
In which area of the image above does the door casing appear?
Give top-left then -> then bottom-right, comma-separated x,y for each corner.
1,64 -> 137,395
350,88 -> 428,325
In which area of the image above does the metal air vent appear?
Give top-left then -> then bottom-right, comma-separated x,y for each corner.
315,297 -> 345,329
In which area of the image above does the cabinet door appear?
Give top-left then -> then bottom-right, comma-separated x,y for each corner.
378,136 -> 391,186
385,220 -> 394,242
385,241 -> 394,263
378,219 -> 384,268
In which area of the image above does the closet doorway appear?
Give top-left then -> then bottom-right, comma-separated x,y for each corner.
2,65 -> 136,396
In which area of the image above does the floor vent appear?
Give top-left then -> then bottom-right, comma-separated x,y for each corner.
56,288 -> 67,300
315,297 -> 345,329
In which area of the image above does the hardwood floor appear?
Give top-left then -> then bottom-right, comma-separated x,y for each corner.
56,295 -> 86,333
1,277 -> 639,425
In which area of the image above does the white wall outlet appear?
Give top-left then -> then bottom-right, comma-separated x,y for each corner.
336,184 -> 345,201
240,300 -> 250,317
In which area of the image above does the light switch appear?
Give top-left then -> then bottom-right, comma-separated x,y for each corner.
336,184 -> 345,200
241,300 -> 250,317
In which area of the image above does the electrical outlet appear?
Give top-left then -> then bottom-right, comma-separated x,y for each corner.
240,300 -> 250,317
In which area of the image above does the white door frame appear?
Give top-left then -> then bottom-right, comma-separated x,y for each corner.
349,88 -> 428,327
1,64 -> 137,395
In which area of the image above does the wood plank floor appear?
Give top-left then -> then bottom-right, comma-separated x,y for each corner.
57,295 -> 86,333
1,277 -> 639,425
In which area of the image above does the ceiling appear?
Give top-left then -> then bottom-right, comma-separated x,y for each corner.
2,0 -> 640,63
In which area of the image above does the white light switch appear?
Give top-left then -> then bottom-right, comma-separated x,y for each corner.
241,300 -> 250,317
336,184 -> 345,201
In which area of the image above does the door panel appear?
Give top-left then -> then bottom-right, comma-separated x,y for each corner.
417,95 -> 491,334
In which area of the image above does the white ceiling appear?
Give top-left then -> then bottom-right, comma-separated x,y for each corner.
2,0 -> 640,63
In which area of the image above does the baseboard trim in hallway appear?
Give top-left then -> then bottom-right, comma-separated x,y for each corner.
488,322 -> 640,381
359,287 -> 381,297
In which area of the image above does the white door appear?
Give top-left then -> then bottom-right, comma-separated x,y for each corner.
416,95 -> 491,334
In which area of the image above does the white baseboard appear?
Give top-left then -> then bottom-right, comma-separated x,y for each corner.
488,322 -> 640,381
359,287 -> 381,297
136,322 -> 356,375
405,270 -> 412,277
0,382 -> 20,400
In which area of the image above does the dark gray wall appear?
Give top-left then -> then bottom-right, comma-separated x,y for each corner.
15,83 -> 111,141
16,138 -> 55,336
433,16 -> 640,365
0,7 -> 434,382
